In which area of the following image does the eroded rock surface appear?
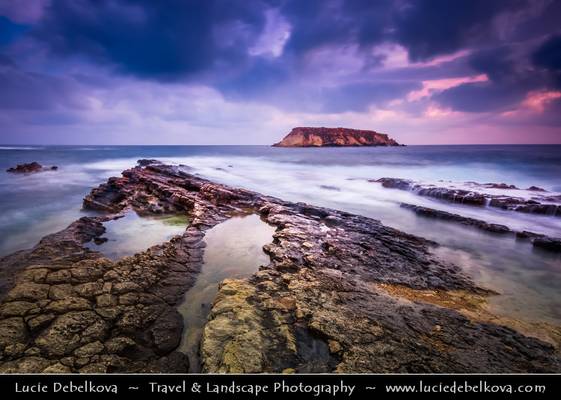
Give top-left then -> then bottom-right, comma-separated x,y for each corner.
0,164 -> 559,373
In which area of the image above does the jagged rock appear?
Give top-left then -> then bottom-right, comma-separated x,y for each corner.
0,164 -> 558,373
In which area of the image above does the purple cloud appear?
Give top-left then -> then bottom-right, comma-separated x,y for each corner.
0,0 -> 560,144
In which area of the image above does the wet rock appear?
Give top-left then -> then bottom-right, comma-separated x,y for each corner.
400,203 -> 561,253
148,309 -> 183,355
533,237 -> 561,252
0,164 -> 558,373
374,177 -> 413,190
93,237 -> 108,245
373,177 -> 561,217
319,185 -> 341,191
34,311 -> 108,357
482,182 -> 518,189
137,159 -> 162,166
400,204 -> 511,234
6,162 -> 58,174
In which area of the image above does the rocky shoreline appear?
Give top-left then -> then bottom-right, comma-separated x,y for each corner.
0,163 -> 559,372
399,203 -> 561,252
374,177 -> 561,216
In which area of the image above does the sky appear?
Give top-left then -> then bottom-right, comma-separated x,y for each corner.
0,0 -> 560,145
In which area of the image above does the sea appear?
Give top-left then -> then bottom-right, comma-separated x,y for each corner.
0,144 -> 560,328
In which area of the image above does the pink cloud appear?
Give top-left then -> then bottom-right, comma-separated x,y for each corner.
407,74 -> 488,101
521,90 -> 561,113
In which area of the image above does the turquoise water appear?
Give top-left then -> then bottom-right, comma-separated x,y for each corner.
0,145 -> 560,326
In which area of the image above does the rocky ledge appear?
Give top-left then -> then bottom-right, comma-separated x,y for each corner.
400,203 -> 561,252
374,178 -> 561,217
6,162 -> 58,174
273,127 -> 400,147
0,163 -> 559,373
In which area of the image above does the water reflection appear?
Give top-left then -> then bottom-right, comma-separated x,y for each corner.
177,214 -> 275,371
85,211 -> 188,260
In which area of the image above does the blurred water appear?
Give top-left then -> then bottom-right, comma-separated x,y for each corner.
0,145 -> 560,326
84,212 -> 188,260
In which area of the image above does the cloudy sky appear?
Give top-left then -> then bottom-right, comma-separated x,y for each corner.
1,0 -> 560,145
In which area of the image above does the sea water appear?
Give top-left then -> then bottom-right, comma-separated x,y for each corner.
0,145 -> 560,326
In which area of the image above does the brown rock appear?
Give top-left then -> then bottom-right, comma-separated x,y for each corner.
273,127 -> 400,147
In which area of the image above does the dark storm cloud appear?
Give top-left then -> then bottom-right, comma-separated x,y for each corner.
0,16 -> 28,46
280,0 -> 391,53
320,81 -> 420,113
432,46 -> 530,112
31,0 -> 267,80
392,0 -> 527,62
532,34 -> 561,88
434,31 -> 561,114
433,82 -> 528,113
23,0 -> 536,79
1,0 -> 560,116
0,55 -> 85,110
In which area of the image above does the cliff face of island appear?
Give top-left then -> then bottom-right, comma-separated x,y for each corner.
0,162 -> 559,373
273,127 -> 400,147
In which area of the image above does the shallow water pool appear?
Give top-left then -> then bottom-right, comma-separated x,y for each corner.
85,211 -> 189,260
176,213 -> 276,372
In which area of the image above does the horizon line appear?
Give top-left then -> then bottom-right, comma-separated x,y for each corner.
2,143 -> 561,147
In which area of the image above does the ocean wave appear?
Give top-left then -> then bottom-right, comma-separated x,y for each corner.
74,147 -> 116,151
0,146 -> 44,150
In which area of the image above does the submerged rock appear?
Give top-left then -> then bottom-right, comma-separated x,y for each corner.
0,164 -> 559,373
373,177 -> 561,216
6,162 -> 58,174
533,237 -> 561,252
400,203 -> 561,252
273,127 -> 400,147
400,203 -> 511,234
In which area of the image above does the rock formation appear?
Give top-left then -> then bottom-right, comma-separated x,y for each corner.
400,203 -> 561,252
6,162 -> 58,174
0,164 -> 559,373
273,127 -> 400,147
374,178 -> 561,216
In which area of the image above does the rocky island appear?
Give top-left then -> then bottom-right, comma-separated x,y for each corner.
273,127 -> 400,147
0,163 -> 559,373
